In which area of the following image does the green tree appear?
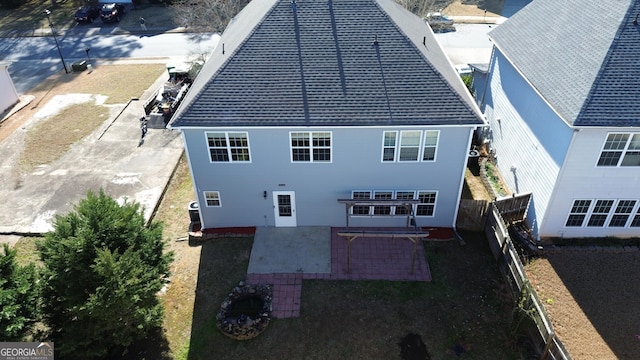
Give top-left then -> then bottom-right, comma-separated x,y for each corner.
0,244 -> 39,341
37,190 -> 173,359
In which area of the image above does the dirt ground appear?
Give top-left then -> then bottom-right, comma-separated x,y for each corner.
525,252 -> 640,359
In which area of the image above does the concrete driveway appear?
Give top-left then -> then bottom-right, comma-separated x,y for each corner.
0,66 -> 184,246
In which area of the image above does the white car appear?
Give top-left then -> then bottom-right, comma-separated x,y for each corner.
424,12 -> 454,26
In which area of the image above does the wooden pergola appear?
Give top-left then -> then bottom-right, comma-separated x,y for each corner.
336,199 -> 430,273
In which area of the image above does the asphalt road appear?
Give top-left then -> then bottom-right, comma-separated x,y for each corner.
0,31 -> 220,93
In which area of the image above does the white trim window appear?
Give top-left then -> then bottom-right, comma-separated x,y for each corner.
203,191 -> 221,207
394,191 -> 415,215
597,133 -> 640,167
373,191 -> 393,215
609,200 -> 637,227
566,199 -> 640,228
565,200 -> 592,227
291,132 -> 332,162
350,190 -> 436,216
586,200 -> 614,227
416,191 -> 437,217
351,191 -> 371,215
382,130 -> 439,162
206,132 -> 251,162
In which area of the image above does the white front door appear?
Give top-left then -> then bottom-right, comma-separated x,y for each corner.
273,191 -> 296,227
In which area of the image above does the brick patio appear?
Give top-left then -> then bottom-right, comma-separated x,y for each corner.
247,227 -> 453,318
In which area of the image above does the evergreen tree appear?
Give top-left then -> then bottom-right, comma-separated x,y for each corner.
0,244 -> 38,341
37,190 -> 173,359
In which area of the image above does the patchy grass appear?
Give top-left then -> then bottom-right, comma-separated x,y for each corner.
34,64 -> 166,104
182,233 -> 519,359
19,102 -> 109,170
0,0 -> 78,33
13,236 -> 41,266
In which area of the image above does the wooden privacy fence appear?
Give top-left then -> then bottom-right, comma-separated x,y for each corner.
457,199 -> 488,231
484,203 -> 572,360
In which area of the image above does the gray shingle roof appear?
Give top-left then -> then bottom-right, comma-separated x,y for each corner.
170,0 -> 484,128
489,0 -> 640,127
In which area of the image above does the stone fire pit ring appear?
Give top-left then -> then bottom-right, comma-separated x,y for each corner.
216,282 -> 272,340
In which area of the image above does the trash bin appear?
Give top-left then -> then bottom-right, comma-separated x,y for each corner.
71,60 -> 87,72
188,201 -> 200,223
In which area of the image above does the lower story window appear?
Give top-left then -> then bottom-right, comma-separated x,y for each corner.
566,198 -> 640,228
204,191 -> 221,207
350,190 -> 436,217
416,191 -> 436,216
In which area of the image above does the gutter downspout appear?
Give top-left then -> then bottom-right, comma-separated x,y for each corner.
452,127 -> 477,245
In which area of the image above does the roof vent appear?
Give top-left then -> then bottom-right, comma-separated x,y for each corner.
634,13 -> 639,26
373,35 -> 379,46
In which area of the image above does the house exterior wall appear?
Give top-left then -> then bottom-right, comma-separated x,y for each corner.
182,125 -> 474,228
482,49 -> 574,238
544,129 -> 640,238
0,64 -> 19,114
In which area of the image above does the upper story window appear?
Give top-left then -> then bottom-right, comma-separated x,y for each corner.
597,133 -> 640,167
291,132 -> 331,162
206,132 -> 250,162
382,130 -> 439,162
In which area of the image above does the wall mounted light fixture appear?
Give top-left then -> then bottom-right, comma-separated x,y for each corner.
263,191 -> 267,199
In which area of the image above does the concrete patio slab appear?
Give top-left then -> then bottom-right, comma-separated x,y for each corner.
247,226 -> 332,274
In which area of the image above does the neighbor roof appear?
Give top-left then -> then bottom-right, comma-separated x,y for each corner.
170,0 -> 484,128
489,0 -> 640,127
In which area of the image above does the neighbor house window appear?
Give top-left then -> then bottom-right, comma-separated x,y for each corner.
587,200 -> 613,227
291,132 -> 331,162
566,199 -> 640,228
416,191 -> 437,216
382,130 -> 439,162
597,133 -> 640,167
631,208 -> 640,227
203,191 -> 221,207
351,191 -> 371,215
206,132 -> 250,162
609,200 -> 637,227
565,200 -> 591,227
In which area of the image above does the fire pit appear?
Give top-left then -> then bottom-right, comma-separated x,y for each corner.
216,282 -> 272,340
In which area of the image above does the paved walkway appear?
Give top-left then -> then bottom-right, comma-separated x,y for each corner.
245,227 -> 454,318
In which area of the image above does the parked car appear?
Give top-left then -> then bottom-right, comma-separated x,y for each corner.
424,12 -> 454,26
100,3 -> 125,23
74,5 -> 100,23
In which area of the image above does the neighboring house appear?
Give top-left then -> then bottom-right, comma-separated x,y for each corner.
0,62 -> 19,115
480,0 -> 640,239
169,0 -> 485,229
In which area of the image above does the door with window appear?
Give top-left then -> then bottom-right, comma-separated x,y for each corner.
273,191 -> 297,227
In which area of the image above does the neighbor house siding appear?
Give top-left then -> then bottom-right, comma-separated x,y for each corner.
544,129 -> 640,238
483,50 -> 573,237
182,126 -> 473,228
